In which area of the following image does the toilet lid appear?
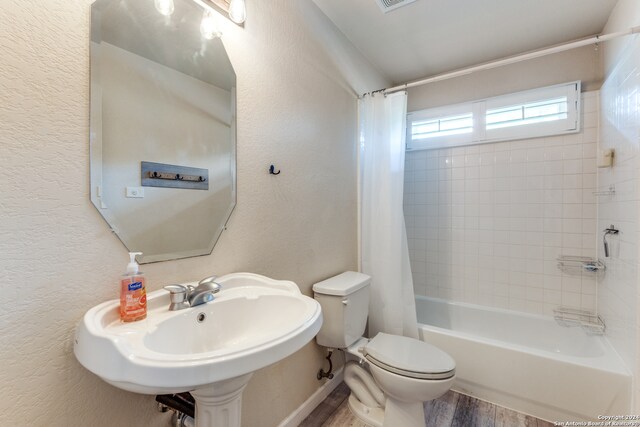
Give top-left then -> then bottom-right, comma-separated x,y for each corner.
363,333 -> 456,380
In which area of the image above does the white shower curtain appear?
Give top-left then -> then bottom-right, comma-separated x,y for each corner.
359,91 -> 418,339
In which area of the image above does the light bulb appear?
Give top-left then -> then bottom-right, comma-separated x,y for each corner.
154,0 -> 175,16
228,0 -> 246,24
200,10 -> 222,40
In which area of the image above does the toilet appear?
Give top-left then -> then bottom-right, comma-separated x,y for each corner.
313,271 -> 456,427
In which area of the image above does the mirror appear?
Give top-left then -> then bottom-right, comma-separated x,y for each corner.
90,0 -> 236,264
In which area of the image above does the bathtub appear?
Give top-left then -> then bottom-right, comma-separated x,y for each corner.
416,296 -> 631,422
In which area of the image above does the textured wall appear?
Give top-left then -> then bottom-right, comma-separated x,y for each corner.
0,1 -> 384,426
405,92 -> 599,316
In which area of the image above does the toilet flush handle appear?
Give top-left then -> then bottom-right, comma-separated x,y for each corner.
342,299 -> 349,305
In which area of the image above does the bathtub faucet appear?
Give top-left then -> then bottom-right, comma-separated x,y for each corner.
603,225 -> 619,258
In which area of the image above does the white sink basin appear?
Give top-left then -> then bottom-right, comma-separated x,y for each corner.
74,273 -> 322,427
144,294 -> 314,356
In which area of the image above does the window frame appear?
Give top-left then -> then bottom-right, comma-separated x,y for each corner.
407,102 -> 475,147
406,81 -> 581,151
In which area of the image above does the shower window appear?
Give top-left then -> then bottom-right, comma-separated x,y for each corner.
485,97 -> 568,130
407,103 -> 475,148
406,81 -> 580,151
411,113 -> 473,140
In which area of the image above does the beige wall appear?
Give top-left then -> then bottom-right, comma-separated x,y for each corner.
0,1 -> 384,426
407,45 -> 603,112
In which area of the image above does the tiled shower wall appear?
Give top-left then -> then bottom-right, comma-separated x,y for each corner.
404,92 -> 598,315
597,35 -> 640,390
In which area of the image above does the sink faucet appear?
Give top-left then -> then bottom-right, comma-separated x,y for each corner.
163,276 -> 222,311
187,276 -> 222,306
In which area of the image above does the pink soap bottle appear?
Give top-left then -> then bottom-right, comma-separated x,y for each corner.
120,252 -> 147,322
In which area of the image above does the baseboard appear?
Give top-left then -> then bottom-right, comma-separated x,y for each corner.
277,367 -> 344,427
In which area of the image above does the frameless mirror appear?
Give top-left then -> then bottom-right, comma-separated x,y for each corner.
90,0 -> 236,263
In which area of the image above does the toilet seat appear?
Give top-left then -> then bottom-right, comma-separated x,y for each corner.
362,333 -> 456,380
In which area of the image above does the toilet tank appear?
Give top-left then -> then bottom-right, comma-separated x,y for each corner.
312,271 -> 371,349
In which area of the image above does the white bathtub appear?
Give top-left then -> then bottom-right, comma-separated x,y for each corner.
416,296 -> 631,422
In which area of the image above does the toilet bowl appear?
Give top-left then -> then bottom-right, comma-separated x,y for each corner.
342,334 -> 455,427
313,272 -> 456,427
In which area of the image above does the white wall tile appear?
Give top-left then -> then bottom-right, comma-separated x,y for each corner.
405,91 -> 599,315
597,36 -> 640,395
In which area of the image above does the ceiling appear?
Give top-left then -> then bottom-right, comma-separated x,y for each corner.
312,0 -> 619,85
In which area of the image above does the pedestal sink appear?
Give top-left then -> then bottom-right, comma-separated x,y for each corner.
74,273 -> 323,427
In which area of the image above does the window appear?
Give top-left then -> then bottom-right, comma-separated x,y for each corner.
406,81 -> 581,150
485,97 -> 568,130
407,103 -> 476,147
411,113 -> 473,140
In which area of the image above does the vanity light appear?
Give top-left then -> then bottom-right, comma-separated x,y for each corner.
200,9 -> 222,39
154,0 -> 175,16
194,0 -> 247,28
228,0 -> 246,24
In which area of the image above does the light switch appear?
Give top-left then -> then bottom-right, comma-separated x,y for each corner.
126,187 -> 145,198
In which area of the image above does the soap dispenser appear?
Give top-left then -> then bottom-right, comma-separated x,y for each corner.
120,252 -> 147,322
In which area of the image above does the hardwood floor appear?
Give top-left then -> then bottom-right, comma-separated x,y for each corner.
299,382 -> 554,427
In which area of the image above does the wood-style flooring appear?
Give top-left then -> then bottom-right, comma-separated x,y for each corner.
299,382 -> 554,427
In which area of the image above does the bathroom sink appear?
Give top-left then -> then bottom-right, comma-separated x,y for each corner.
74,273 -> 323,396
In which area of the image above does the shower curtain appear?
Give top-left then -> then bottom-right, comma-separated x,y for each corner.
359,91 -> 419,339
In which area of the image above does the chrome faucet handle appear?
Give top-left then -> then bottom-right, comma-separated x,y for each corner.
164,285 -> 190,311
198,276 -> 218,286
164,284 -> 188,294
186,276 -> 222,307
198,275 -> 221,293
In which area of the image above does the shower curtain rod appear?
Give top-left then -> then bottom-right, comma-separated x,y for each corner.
383,25 -> 640,95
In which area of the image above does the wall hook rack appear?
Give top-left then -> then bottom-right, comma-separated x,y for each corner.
269,165 -> 281,175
